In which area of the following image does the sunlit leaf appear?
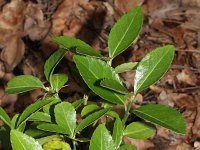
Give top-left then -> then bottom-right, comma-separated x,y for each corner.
0,107 -> 11,127
74,55 -> 127,104
51,74 -> 68,92
100,78 -> 128,94
11,130 -> 43,150
76,108 -> 110,132
108,6 -> 143,58
134,45 -> 175,94
115,62 -> 138,73
89,124 -> 115,150
53,36 -> 102,57
124,122 -> 156,139
5,75 -> 45,94
54,102 -> 76,136
44,49 -> 66,81
133,104 -> 186,134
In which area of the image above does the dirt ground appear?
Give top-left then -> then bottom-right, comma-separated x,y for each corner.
0,0 -> 200,149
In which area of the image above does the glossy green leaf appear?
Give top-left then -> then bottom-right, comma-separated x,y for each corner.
75,108 -> 110,132
11,129 -> 43,150
115,62 -> 138,73
100,78 -> 128,94
112,117 -> 123,148
118,144 -> 137,150
133,104 -> 186,134
16,98 -> 54,128
53,36 -> 102,57
11,114 -> 19,129
74,55 -> 127,104
0,107 -> 11,127
81,104 -> 99,117
43,98 -> 61,114
28,112 -> 51,123
25,127 -> 52,139
51,74 -> 68,92
44,48 -> 66,81
37,123 -> 66,134
124,122 -> 156,139
5,75 -> 45,94
134,45 -> 175,94
108,6 -> 143,58
54,102 -> 76,136
72,99 -> 84,109
89,124 -> 115,150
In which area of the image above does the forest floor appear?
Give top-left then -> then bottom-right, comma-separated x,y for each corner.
0,0 -> 200,149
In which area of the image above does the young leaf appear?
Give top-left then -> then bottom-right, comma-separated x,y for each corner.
89,124 -> 115,150
112,117 -> 123,148
115,62 -> 138,73
108,6 -> 143,58
72,99 -> 84,109
51,74 -> 68,92
11,129 -> 43,150
5,75 -> 45,94
44,48 -> 66,81
118,144 -> 137,150
0,107 -> 11,127
74,55 -> 127,104
28,112 -> 51,123
75,108 -> 110,132
53,36 -> 102,57
37,123 -> 67,134
11,114 -> 19,129
134,45 -> 175,94
54,102 -> 76,136
81,104 -> 99,117
16,98 -> 54,128
133,104 -> 186,134
43,140 -> 71,150
124,122 -> 156,139
100,78 -> 128,94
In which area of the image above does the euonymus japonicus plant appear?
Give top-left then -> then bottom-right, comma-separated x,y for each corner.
0,6 -> 186,150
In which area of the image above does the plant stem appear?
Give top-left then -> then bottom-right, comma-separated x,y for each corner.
107,58 -> 113,66
122,95 -> 135,125
73,140 -> 77,150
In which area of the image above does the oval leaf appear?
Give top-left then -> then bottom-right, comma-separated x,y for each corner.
16,98 -> 54,128
74,55 -> 127,104
75,108 -> 110,132
5,75 -> 45,94
134,45 -> 175,94
112,117 -> 123,148
133,104 -> 186,134
81,104 -> 99,117
53,36 -> 102,57
44,48 -> 66,81
124,122 -> 156,139
11,129 -> 43,150
118,144 -> 137,150
51,74 -> 68,92
37,123 -> 67,134
89,124 -> 115,150
100,78 -> 128,94
28,112 -> 51,123
54,102 -> 76,136
108,6 -> 143,58
0,107 -> 11,127
115,62 -> 138,73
